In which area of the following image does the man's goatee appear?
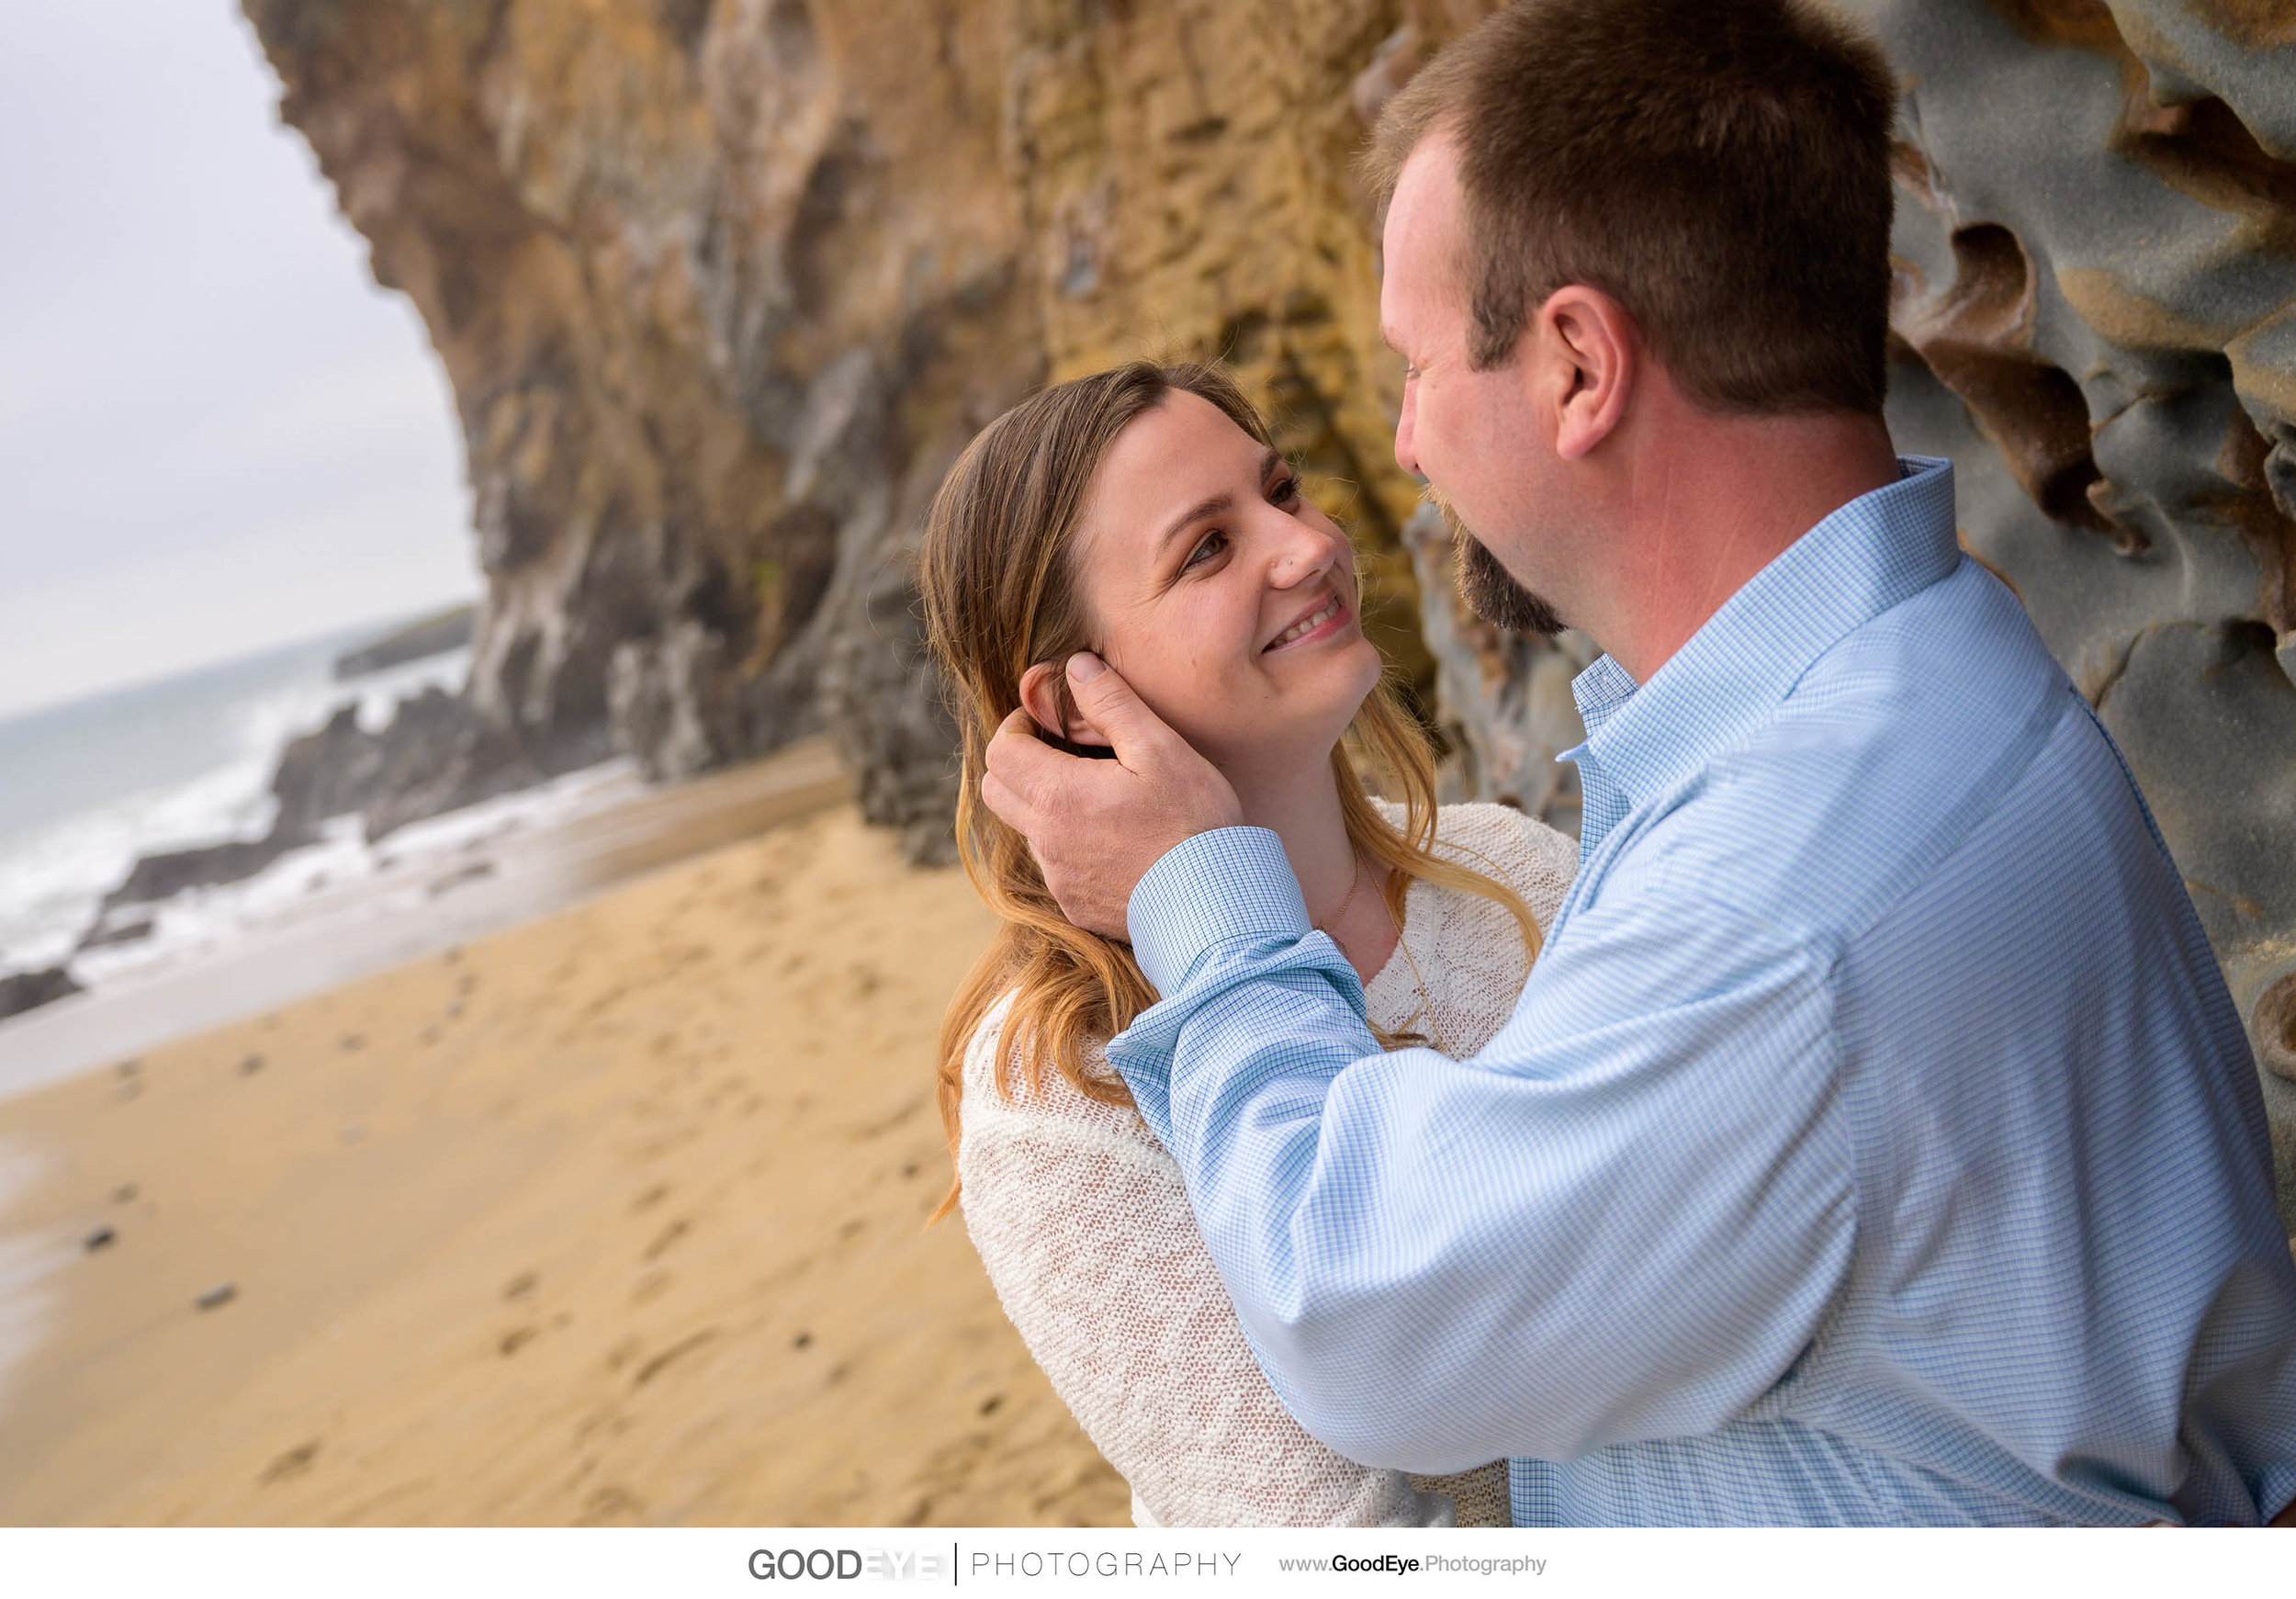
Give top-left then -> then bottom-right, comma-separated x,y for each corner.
1429,491 -> 1567,636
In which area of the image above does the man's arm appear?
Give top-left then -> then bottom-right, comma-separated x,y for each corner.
1109,828 -> 1856,1472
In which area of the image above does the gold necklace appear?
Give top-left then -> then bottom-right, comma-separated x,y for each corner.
1388,907 -> 1450,1054
1318,857 -> 1448,1054
1311,857 -> 1365,935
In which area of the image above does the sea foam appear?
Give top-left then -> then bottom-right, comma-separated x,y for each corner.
0,630 -> 473,977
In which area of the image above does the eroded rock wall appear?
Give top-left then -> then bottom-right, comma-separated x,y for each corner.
242,0 -> 1441,862
1831,0 -> 2296,1215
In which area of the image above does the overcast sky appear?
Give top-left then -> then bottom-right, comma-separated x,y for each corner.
0,2 -> 476,722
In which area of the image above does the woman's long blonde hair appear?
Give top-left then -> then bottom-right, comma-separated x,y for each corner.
917,361 -> 1540,1221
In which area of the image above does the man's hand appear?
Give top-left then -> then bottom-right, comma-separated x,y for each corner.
980,653 -> 1242,940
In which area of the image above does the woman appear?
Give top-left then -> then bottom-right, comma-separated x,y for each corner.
917,362 -> 1578,1526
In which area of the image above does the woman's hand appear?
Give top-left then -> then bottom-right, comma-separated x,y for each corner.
981,653 -> 1242,941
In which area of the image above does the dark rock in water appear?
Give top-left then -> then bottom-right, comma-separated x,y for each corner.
0,965 -> 82,1020
93,716 -> 377,919
94,704 -> 396,922
195,1282 -> 237,1312
269,704 -> 386,844
332,603 -> 477,680
98,839 -> 290,918
426,860 -> 496,897
360,686 -> 545,842
75,909 -> 155,952
89,678 -> 548,930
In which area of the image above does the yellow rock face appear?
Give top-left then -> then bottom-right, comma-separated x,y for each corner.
242,0 -> 1508,835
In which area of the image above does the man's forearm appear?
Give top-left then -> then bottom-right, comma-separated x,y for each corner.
1113,860 -> 1857,1472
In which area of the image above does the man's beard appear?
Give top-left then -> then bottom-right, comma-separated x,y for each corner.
1429,490 -> 1567,636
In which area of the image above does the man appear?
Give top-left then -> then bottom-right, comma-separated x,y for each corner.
980,0 -> 2296,1525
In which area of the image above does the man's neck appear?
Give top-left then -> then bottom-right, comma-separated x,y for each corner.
1591,409 -> 1901,684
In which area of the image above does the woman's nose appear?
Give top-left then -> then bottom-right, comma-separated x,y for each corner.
1264,516 -> 1338,590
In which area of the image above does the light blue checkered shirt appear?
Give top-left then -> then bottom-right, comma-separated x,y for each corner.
1107,456 -> 2296,1526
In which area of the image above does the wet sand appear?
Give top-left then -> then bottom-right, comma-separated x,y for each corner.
0,795 -> 1126,1526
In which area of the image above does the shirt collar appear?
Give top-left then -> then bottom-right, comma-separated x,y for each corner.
1562,455 -> 1959,818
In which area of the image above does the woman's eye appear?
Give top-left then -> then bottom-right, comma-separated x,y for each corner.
1182,528 -> 1227,570
1270,473 -> 1302,506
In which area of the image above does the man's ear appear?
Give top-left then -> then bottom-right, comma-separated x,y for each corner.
1017,660 -> 1112,747
1536,285 -> 1635,462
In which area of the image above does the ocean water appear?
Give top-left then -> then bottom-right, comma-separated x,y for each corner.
0,621 -> 472,978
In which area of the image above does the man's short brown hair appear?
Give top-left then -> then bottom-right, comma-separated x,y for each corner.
1368,0 -> 1897,417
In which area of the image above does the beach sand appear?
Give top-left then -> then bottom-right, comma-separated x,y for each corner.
0,801 -> 1129,1526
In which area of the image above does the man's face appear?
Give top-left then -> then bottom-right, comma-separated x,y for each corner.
1380,134 -> 1570,636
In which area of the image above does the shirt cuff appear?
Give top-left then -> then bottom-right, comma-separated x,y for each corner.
1127,826 -> 1309,996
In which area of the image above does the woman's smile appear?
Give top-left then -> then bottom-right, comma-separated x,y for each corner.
1263,589 -> 1352,653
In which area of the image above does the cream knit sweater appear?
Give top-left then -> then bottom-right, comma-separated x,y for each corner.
956,803 -> 1579,1527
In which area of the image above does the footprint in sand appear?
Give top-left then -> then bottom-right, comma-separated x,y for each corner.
259,1440 -> 321,1484
631,1328 -> 718,1387
577,1484 -> 645,1526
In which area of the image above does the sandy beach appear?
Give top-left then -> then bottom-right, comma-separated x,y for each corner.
0,790 -> 1127,1526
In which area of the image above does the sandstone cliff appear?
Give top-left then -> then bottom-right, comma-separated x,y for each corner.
243,0 -> 2296,1215
241,0 -> 1444,864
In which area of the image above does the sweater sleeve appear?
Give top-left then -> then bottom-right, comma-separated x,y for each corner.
956,997 -> 1454,1527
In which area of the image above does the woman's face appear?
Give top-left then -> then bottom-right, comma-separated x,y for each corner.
1048,389 -> 1384,776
